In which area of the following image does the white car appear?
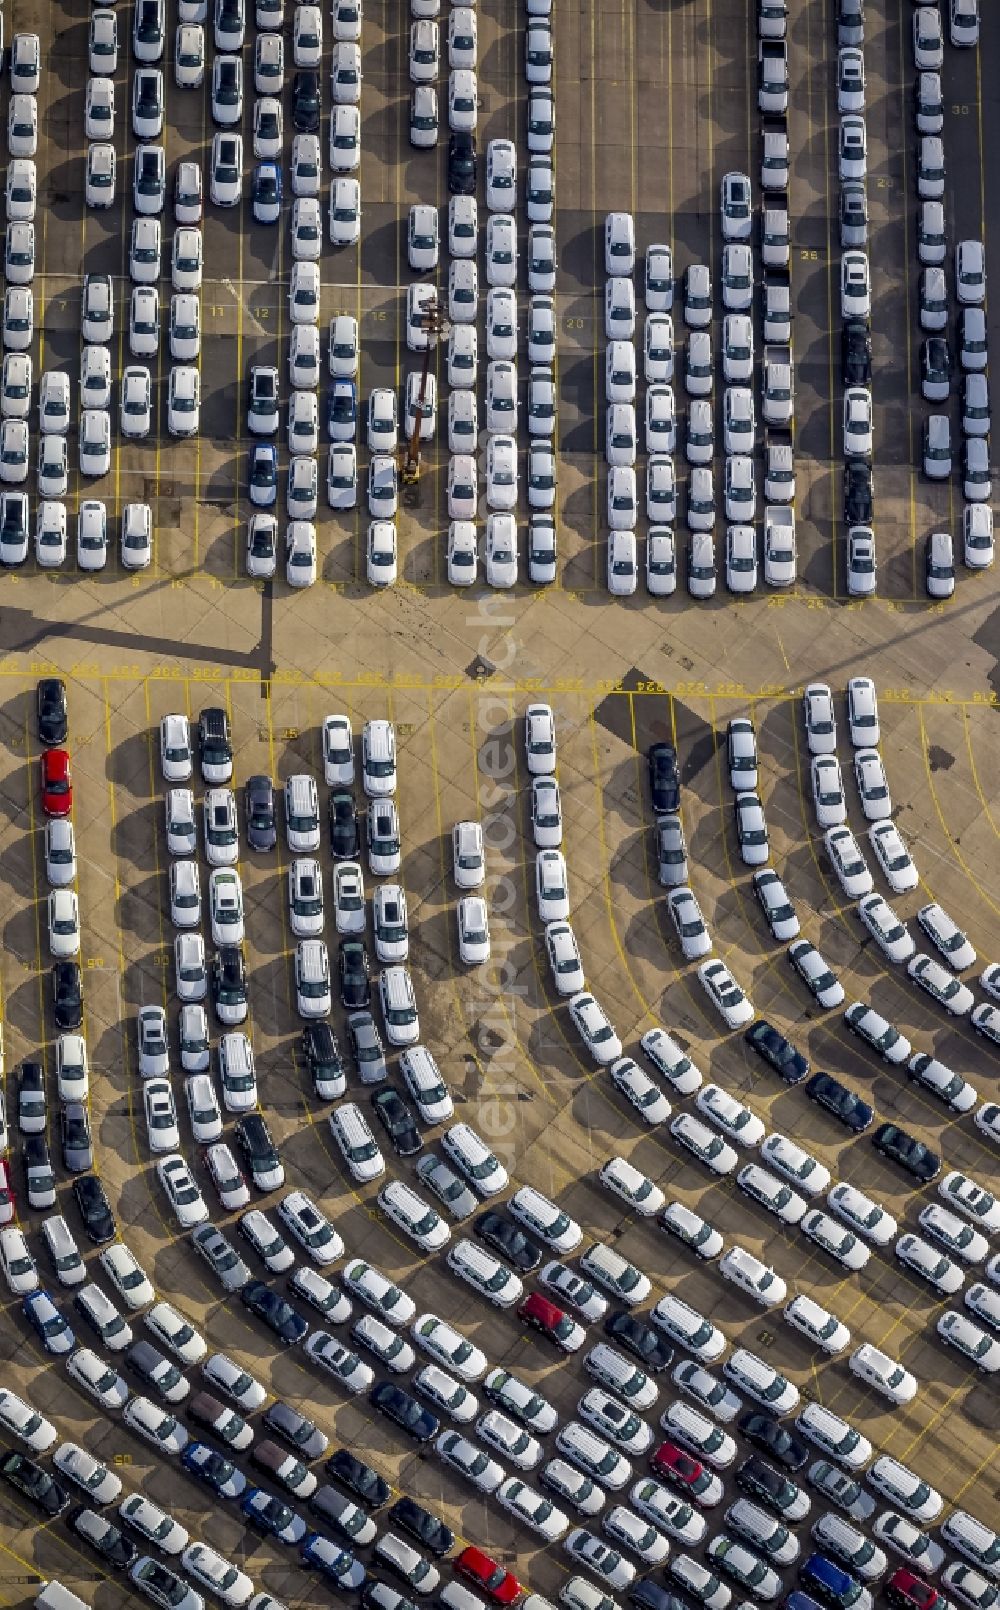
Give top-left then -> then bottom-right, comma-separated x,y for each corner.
485,513 -> 518,587
143,1079 -> 179,1153
671,1113 -> 738,1177
760,1132 -> 831,1195
698,958 -> 753,1027
667,886 -> 710,958
854,748 -> 891,819
146,1302 -> 207,1366
486,433 -> 517,510
157,1153 -> 209,1228
536,849 -> 570,922
828,1182 -> 897,1245
168,860 -> 201,928
697,1085 -> 765,1147
737,1163 -> 807,1226
939,1170 -> 1000,1232
166,367 -> 200,437
600,1158 -> 664,1219
610,1058 -> 672,1127
568,993 -> 621,1065
545,922 -> 585,996
916,901 -> 976,969
413,1314 -> 485,1382
160,721 -> 193,788
457,897 -> 490,965
857,893 -> 914,963
811,755 -> 847,826
801,1210 -> 870,1271
67,1349 -> 129,1411
869,820 -> 918,891
181,1545 -> 252,1608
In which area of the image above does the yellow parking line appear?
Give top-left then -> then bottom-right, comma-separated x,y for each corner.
916,703 -> 1000,922
961,703 -> 1000,839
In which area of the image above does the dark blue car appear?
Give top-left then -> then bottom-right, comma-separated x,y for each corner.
23,1290 -> 75,1355
180,1442 -> 247,1499
248,442 -> 278,507
252,161 -> 281,224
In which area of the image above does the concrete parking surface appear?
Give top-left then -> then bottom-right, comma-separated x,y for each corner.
0,0 -> 999,1603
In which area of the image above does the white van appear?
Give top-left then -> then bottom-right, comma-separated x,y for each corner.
400,1047 -> 453,1123
579,1243 -> 651,1305
509,1185 -> 581,1253
584,1343 -> 658,1410
940,1509 -> 999,1569
379,966 -> 419,1046
284,773 -> 320,851
795,1401 -> 872,1470
35,1586 -> 93,1610
811,1512 -> 887,1581
328,1102 -> 385,1182
554,1421 -> 632,1489
660,1399 -> 737,1467
446,1239 -> 523,1308
362,718 -> 396,797
377,1179 -> 449,1251
441,1122 -> 508,1195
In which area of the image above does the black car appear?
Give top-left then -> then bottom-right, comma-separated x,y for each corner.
329,793 -> 359,859
72,1174 -> 116,1243
371,1088 -> 422,1157
301,1022 -> 345,1100
1,1451 -> 70,1515
745,1020 -> 809,1084
199,706 -> 232,778
370,1381 -> 439,1443
37,678 -> 68,744
447,130 -> 476,194
841,318 -> 872,384
68,1504 -> 138,1570
264,1401 -> 328,1461
325,1449 -> 390,1510
293,68 -> 320,131
52,960 -> 83,1030
389,1496 -> 454,1556
871,1122 -> 941,1182
804,1072 -> 873,1133
234,1113 -> 283,1191
844,461 -> 873,524
735,1455 -> 806,1519
648,742 -> 680,813
181,1442 -> 243,1496
920,336 -> 952,398
475,1209 -> 542,1273
245,774 -> 276,851
242,1489 -> 305,1542
604,1310 -> 674,1371
339,941 -> 371,1009
737,1412 -> 809,1471
211,945 -> 249,1023
241,1280 -> 309,1346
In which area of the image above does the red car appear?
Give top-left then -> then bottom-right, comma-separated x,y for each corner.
40,749 -> 72,817
455,1548 -> 522,1605
886,1570 -> 938,1610
0,1160 -> 14,1226
649,1440 -> 721,1506
517,1291 -> 585,1352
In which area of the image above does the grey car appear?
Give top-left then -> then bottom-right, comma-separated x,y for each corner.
61,1103 -> 94,1172
839,184 -> 867,247
656,815 -> 688,886
126,1339 -> 191,1405
190,1223 -> 251,1293
808,1459 -> 875,1523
